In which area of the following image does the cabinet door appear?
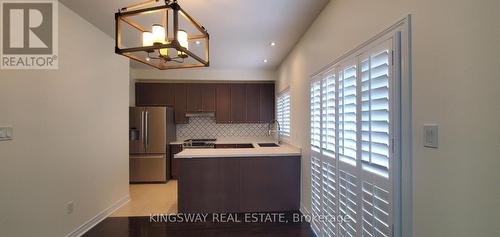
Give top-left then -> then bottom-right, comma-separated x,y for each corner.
230,84 -> 246,123
170,144 -> 183,179
173,84 -> 188,124
259,83 -> 275,123
187,84 -> 203,112
178,158 -> 241,213
245,84 -> 260,123
216,84 -> 231,123
239,157 -> 300,212
135,83 -> 174,106
202,84 -> 216,112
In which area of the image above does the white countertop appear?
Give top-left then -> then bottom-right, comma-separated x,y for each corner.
174,137 -> 301,158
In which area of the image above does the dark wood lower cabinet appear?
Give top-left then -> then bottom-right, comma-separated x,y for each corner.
239,157 -> 300,212
178,156 -> 300,213
178,158 -> 241,213
169,144 -> 183,179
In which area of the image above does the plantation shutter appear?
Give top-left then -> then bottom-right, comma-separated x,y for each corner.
311,81 -> 322,151
277,90 -> 291,137
310,34 -> 398,237
311,156 -> 323,235
361,181 -> 391,236
321,72 -> 336,157
359,41 -> 393,237
338,64 -> 358,166
361,49 -> 391,177
321,161 -> 338,237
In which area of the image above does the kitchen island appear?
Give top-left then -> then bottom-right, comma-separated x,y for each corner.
175,142 -> 301,214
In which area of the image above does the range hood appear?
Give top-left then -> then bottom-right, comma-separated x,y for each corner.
185,112 -> 215,117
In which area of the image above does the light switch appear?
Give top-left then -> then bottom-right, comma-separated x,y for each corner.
0,126 -> 13,141
424,124 -> 438,148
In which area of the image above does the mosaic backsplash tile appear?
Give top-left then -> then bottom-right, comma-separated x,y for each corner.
176,117 -> 269,139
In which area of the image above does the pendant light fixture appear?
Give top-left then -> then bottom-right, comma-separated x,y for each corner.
115,0 -> 209,70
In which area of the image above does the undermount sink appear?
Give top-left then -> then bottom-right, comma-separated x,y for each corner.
258,143 -> 280,147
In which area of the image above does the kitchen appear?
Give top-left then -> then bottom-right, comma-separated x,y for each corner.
124,81 -> 301,215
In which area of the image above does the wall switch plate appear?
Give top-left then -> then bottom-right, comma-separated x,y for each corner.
0,127 -> 13,141
424,124 -> 438,148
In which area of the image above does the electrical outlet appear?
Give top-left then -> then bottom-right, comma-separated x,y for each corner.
66,201 -> 74,215
424,124 -> 439,148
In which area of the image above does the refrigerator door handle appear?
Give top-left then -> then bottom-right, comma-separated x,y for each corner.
145,110 -> 149,151
141,110 -> 146,152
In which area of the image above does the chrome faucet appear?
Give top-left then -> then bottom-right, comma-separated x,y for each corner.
268,119 -> 281,144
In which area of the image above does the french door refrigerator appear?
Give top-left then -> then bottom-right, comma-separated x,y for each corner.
129,107 -> 175,183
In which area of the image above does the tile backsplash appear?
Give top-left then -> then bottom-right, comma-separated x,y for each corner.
176,117 -> 269,139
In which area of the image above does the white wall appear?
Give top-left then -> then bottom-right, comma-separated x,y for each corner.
130,67 -> 136,106
277,0 -> 500,236
0,3 -> 130,237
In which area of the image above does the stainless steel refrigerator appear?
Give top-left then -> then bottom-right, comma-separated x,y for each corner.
129,107 -> 176,183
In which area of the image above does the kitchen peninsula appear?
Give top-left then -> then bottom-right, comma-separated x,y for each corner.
175,142 -> 301,214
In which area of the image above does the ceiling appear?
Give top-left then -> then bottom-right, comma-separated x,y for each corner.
59,0 -> 329,70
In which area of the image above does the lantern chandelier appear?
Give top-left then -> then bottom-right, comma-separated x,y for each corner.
115,0 -> 209,70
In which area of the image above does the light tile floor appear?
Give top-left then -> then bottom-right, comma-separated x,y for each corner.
111,180 -> 178,217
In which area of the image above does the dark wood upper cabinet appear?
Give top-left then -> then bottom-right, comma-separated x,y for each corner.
135,83 -> 174,106
202,84 -> 216,112
230,84 -> 246,123
259,83 -> 275,123
135,82 -> 275,124
173,84 -> 188,124
245,84 -> 260,123
186,84 -> 203,112
216,84 -> 231,123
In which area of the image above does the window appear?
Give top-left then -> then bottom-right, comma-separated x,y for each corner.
277,90 -> 291,137
309,31 -> 400,237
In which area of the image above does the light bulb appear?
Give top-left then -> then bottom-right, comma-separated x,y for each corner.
142,31 -> 153,47
152,24 -> 165,44
177,30 -> 188,56
159,43 -> 168,57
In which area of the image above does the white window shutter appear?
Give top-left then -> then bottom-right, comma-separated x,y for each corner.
311,156 -> 323,236
361,49 -> 391,177
338,65 -> 357,166
321,161 -> 338,237
361,181 -> 391,237
277,90 -> 291,137
321,73 -> 336,157
311,81 -> 322,151
310,35 -> 397,237
338,170 -> 359,237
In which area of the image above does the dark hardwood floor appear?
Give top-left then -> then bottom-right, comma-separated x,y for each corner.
83,213 -> 316,237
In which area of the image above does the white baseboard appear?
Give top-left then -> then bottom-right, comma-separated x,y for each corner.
65,195 -> 130,237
